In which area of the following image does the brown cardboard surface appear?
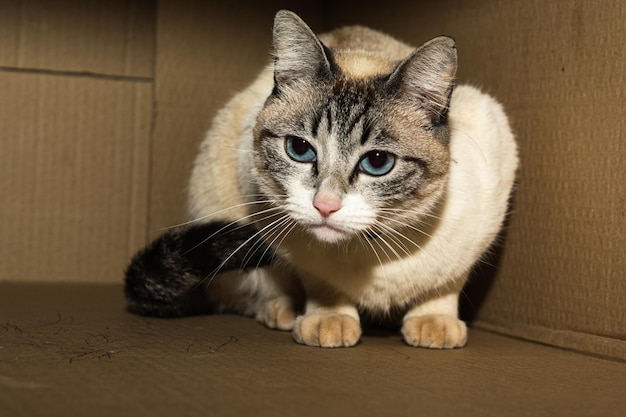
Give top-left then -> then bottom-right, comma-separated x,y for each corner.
0,0 -> 155,78
0,71 -> 152,282
1,283 -> 625,417
148,0 -> 327,234
330,0 -> 626,360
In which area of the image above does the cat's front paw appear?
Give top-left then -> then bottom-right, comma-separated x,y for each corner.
293,313 -> 361,348
401,314 -> 467,349
257,297 -> 296,331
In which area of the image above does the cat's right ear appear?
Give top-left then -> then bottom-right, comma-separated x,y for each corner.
386,36 -> 457,127
272,10 -> 333,93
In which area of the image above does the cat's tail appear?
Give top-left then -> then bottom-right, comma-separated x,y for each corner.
124,221 -> 274,318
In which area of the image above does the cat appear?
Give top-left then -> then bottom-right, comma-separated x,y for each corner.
128,9 -> 518,349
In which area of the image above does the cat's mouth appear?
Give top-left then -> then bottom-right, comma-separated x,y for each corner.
309,223 -> 350,243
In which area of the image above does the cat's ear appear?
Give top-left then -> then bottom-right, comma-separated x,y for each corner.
386,36 -> 457,126
272,10 -> 332,92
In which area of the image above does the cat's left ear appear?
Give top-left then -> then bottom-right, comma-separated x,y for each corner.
386,36 -> 457,126
272,10 -> 333,93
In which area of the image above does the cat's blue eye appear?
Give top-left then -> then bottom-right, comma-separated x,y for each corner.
359,150 -> 395,176
285,136 -> 317,163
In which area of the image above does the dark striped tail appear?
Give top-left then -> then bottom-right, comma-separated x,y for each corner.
124,221 -> 274,317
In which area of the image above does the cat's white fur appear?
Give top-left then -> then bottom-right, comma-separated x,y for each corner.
189,14 -> 518,348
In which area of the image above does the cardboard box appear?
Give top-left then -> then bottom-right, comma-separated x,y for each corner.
1,1 -> 624,415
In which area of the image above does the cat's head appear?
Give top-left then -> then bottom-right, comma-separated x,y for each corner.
253,10 -> 456,244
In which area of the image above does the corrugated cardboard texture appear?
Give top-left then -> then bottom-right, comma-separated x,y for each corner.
1,283 -> 625,417
0,1 -> 155,283
0,0 -> 155,77
148,0 -> 327,234
0,72 -> 151,282
330,0 -> 626,360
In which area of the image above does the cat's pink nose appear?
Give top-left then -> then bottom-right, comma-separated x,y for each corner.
313,192 -> 342,218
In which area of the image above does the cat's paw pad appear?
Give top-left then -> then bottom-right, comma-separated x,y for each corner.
257,297 -> 296,331
401,314 -> 467,349
293,313 -> 361,348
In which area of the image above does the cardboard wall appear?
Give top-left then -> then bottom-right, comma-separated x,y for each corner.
0,0 -> 155,282
1,1 -> 624,360
0,0 -> 154,77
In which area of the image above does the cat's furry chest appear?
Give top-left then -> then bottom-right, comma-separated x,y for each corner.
281,223 -> 463,313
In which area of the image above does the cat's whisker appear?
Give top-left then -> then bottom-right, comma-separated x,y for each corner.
364,231 -> 402,292
366,228 -> 395,264
376,214 -> 434,239
370,220 -> 442,301
241,213 -> 292,268
239,214 -> 287,258
357,232 -> 388,282
371,218 -> 439,265
161,198 -> 287,230
368,224 -> 407,263
379,223 -> 429,254
182,206 -> 287,256
370,224 -> 425,302
198,214 -> 294,289
375,213 -> 441,232
370,221 -> 412,258
378,207 -> 443,223
256,217 -> 299,270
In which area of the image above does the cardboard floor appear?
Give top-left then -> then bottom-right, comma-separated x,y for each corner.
1,282 -> 624,417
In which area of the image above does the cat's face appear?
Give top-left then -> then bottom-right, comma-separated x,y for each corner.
252,12 -> 456,244
254,78 -> 450,244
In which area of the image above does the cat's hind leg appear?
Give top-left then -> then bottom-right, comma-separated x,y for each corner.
401,292 -> 467,349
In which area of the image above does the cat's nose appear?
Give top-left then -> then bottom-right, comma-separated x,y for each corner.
313,192 -> 342,218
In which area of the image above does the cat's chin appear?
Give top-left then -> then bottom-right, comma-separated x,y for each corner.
309,224 -> 350,244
